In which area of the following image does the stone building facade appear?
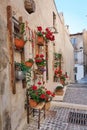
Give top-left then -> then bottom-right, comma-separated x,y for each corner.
0,0 -> 74,130
70,30 -> 87,81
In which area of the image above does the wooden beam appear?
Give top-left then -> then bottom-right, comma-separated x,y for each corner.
7,5 -> 16,94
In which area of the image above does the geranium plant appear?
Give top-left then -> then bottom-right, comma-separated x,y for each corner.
54,68 -> 62,77
36,26 -> 55,43
28,85 -> 55,103
37,26 -> 44,37
35,54 -> 46,67
44,27 -> 55,42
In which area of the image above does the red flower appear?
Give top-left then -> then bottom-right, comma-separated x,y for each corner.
40,54 -> 44,58
37,81 -> 41,85
37,26 -> 42,31
46,90 -> 51,95
32,85 -> 37,90
45,28 -> 50,32
35,54 -> 39,58
51,93 -> 55,97
40,94 -> 46,99
55,69 -> 58,74
50,35 -> 55,41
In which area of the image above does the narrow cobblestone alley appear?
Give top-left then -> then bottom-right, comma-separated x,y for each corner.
21,83 -> 87,130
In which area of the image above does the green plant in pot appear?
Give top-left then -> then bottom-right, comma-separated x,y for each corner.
15,62 -> 29,80
54,53 -> 62,60
55,85 -> 64,95
25,58 -> 34,68
60,74 -> 66,85
27,85 -> 55,107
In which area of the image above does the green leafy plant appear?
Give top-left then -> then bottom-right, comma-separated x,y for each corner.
27,58 -> 34,63
28,85 -> 55,103
55,85 -> 64,91
15,62 -> 29,73
36,26 -> 44,37
54,53 -> 62,60
60,74 -> 66,81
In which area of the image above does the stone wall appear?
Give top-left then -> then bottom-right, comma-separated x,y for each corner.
0,13 -> 11,130
0,0 -> 74,130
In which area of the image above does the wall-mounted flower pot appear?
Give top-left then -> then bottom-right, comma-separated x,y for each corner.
14,38 -> 25,49
25,61 -> 33,68
37,36 -> 44,46
15,70 -> 25,80
24,0 -> 36,14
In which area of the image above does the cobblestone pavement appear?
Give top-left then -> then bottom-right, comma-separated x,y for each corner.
22,84 -> 87,130
23,106 -> 87,130
63,84 -> 87,105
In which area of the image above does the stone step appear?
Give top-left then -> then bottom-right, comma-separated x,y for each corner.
51,101 -> 87,110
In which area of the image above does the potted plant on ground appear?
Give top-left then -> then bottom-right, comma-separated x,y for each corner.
55,85 -> 64,95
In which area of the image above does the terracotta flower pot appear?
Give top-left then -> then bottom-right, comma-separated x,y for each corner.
29,99 -> 38,107
37,36 -> 44,45
55,89 -> 64,95
14,38 -> 25,49
25,61 -> 33,68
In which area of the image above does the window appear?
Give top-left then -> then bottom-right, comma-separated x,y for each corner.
12,16 -> 20,38
74,67 -> 77,73
80,47 -> 83,49
74,52 -> 77,60
70,38 -> 77,46
53,12 -> 56,27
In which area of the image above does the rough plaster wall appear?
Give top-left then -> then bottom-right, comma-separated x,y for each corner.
0,0 -> 74,130
11,0 -> 74,84
0,4 -> 11,129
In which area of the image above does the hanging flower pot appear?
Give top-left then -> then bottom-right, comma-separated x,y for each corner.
25,58 -> 34,68
15,70 -> 25,80
14,38 -> 25,49
37,36 -> 44,46
25,61 -> 33,68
